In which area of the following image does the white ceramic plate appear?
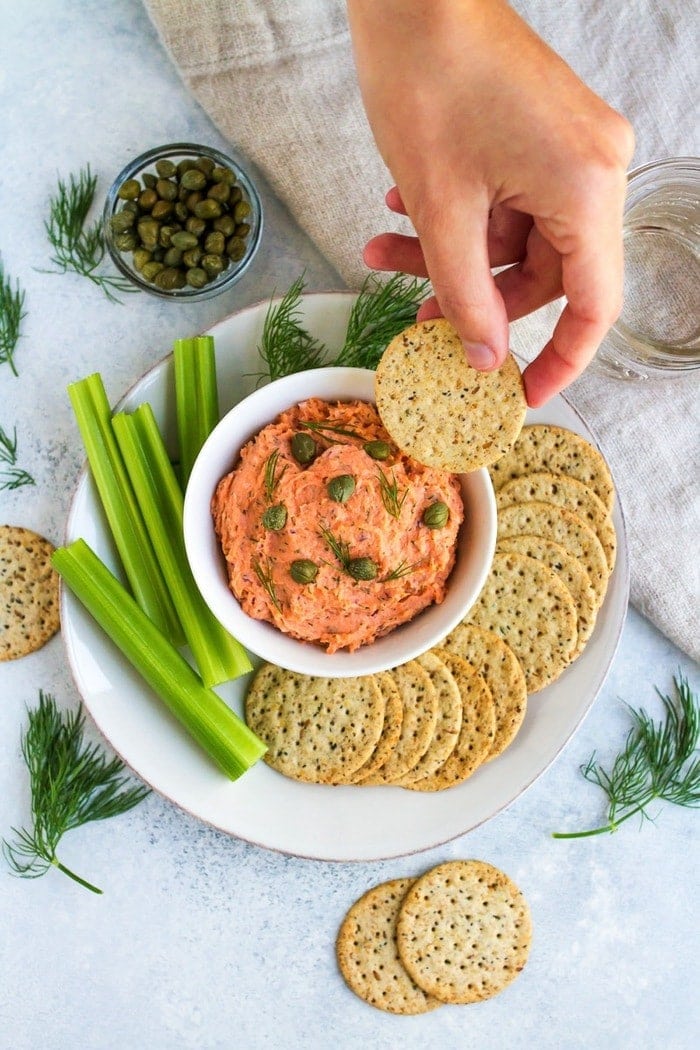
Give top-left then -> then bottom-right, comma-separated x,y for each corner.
62,292 -> 629,861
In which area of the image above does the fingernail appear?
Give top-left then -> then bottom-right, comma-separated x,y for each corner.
463,342 -> 497,370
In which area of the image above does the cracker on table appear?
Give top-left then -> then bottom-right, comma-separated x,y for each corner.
497,535 -> 598,660
496,471 -> 616,571
394,650 -> 463,786
489,423 -> 615,512
406,649 -> 495,792
336,878 -> 442,1015
0,525 -> 60,662
350,671 -> 404,783
396,860 -> 532,1005
244,664 -> 385,784
468,551 -> 578,694
439,622 -> 527,761
375,318 -> 526,472
359,660 -> 438,785
496,500 -> 610,607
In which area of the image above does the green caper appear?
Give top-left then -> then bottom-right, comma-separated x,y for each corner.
182,247 -> 203,268
227,236 -> 247,261
180,168 -> 208,191
170,230 -> 199,251
347,557 -> 378,581
211,165 -> 235,184
114,231 -> 138,251
262,503 -> 287,531
233,200 -> 252,223
177,158 -> 197,176
195,155 -> 215,175
291,432 -> 317,464
213,215 -> 236,237
141,260 -> 165,281
151,199 -> 174,221
158,224 -> 178,249
132,247 -> 152,272
186,267 -> 208,289
185,216 -> 206,237
174,202 -> 189,222
201,252 -> 225,276
235,222 -> 251,238
229,186 -> 243,204
163,247 -> 183,267
138,187 -> 158,211
117,178 -> 141,201
154,266 -> 186,291
327,474 -> 356,503
121,200 -> 140,215
422,501 -> 450,529
141,172 -> 158,189
194,198 -> 223,220
109,210 -> 135,234
155,158 -> 177,178
363,440 -> 392,461
290,559 -> 319,585
137,217 -> 160,249
185,191 -> 203,212
204,230 -> 226,255
207,181 -> 230,204
156,178 -> 178,201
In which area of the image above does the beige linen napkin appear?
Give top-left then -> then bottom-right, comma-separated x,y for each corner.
144,0 -> 700,661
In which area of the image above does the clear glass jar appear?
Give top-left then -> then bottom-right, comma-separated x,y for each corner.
595,157 -> 700,379
103,142 -> 263,302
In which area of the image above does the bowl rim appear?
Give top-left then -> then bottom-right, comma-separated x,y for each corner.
183,365 -> 497,678
102,141 -> 263,301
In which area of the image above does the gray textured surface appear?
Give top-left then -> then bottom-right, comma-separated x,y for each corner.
0,3 -> 697,1047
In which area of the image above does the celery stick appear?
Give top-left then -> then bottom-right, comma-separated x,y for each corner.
52,540 -> 266,780
174,336 -> 219,488
112,403 -> 252,687
68,373 -> 183,646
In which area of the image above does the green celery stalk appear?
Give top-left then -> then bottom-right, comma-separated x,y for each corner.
174,336 -> 219,488
52,539 -> 266,780
68,373 -> 183,646
112,403 -> 252,687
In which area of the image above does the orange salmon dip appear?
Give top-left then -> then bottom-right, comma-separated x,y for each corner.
211,398 -> 464,653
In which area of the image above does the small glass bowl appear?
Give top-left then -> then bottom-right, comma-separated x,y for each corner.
103,142 -> 263,301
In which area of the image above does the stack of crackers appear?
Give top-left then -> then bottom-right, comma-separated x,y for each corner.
245,318 -> 617,790
336,859 -> 532,1014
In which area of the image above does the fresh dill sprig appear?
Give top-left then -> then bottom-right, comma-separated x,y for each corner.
255,274 -> 328,382
42,165 -> 137,303
382,559 -> 420,581
252,556 -> 281,611
553,673 -> 700,839
3,691 -> 150,894
377,467 -> 408,519
0,258 -> 26,376
0,423 -> 35,491
263,449 -> 286,503
299,420 -> 362,442
318,525 -> 351,568
332,272 -> 429,370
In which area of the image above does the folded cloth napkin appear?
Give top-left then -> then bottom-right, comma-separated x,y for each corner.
144,0 -> 700,661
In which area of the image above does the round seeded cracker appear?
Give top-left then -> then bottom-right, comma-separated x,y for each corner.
375,319 -> 526,472
350,671 -> 404,782
336,878 -> 442,1015
468,551 -> 578,693
244,664 -> 385,784
406,650 -> 495,792
394,650 -> 463,786
359,660 -> 438,785
0,525 -> 60,662
489,423 -> 615,512
497,471 -> 616,571
396,860 -> 532,1004
439,623 -> 527,760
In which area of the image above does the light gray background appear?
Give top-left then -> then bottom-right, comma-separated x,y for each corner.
0,3 -> 697,1047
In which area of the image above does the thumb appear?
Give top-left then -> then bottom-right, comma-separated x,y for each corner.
415,202 -> 510,371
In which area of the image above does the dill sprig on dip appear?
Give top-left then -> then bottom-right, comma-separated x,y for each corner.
252,555 -> 281,611
263,449 -> 287,502
0,423 -> 35,491
3,691 -> 150,894
0,258 -> 26,376
553,674 -> 700,839
377,466 -> 408,519
42,165 -> 137,303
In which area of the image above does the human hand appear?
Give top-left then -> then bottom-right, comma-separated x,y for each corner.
346,0 -> 635,405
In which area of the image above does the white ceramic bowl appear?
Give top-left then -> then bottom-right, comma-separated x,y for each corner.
183,367 -> 496,677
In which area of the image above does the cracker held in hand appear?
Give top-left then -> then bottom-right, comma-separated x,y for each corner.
336,877 -> 442,1015
1,525 -> 60,661
395,860 -> 532,1004
375,319 -> 527,472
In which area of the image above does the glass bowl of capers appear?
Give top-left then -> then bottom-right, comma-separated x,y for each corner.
103,142 -> 263,300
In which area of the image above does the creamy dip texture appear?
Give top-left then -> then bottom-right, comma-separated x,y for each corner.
211,398 -> 464,653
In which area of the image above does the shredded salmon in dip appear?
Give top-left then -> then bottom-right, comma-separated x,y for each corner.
211,398 -> 464,653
